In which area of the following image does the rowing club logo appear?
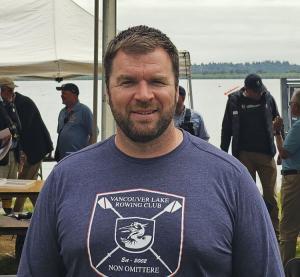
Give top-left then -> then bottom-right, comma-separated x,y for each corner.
87,189 -> 185,276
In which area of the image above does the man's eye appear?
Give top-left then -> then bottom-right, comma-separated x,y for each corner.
120,80 -> 134,86
152,80 -> 166,86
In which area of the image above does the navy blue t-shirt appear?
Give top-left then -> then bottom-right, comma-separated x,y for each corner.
18,132 -> 284,276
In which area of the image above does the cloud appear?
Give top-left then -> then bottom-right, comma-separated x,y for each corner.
74,0 -> 300,63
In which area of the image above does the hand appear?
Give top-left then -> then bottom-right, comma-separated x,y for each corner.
0,133 -> 11,147
273,116 -> 283,133
18,151 -> 27,173
277,155 -> 282,165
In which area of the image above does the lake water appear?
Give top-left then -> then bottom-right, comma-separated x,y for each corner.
14,79 -> 283,190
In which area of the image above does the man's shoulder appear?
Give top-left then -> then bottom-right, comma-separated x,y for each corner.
226,90 -> 243,105
77,102 -> 92,114
291,119 -> 300,130
15,92 -> 35,106
186,133 -> 245,174
189,109 -> 203,120
54,137 -> 113,168
264,90 -> 276,101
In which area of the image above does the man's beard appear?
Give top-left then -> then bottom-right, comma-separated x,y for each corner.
109,99 -> 176,143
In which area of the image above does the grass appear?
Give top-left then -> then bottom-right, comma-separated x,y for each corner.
0,198 -> 33,274
0,236 -> 18,274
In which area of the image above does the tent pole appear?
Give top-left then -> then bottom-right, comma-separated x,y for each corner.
101,0 -> 116,140
92,0 -> 99,144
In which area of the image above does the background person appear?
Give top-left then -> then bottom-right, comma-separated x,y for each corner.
18,25 -> 283,276
220,73 -> 281,237
273,89 -> 300,266
13,89 -> 53,212
0,77 -> 23,215
54,83 -> 93,161
174,85 -> 210,140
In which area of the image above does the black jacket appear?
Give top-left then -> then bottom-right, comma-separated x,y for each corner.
220,88 -> 281,158
0,99 -> 22,165
14,92 -> 53,164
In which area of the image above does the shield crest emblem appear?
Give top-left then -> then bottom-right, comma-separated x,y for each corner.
115,217 -> 155,253
87,189 -> 185,276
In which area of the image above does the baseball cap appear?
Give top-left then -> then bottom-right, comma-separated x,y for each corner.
244,74 -> 263,93
0,77 -> 18,89
179,86 -> 186,96
56,83 -> 79,95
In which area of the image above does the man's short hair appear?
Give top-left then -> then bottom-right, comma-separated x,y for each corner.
293,89 -> 300,107
104,25 -> 179,88
244,74 -> 264,94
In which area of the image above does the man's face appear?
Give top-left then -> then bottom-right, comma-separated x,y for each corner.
61,90 -> 77,107
0,86 -> 14,103
290,95 -> 300,117
245,88 -> 262,101
107,48 -> 178,143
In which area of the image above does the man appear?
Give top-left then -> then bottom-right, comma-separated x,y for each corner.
55,83 -> 93,161
174,85 -> 209,140
273,89 -> 300,266
12,88 -> 53,211
18,26 -> 284,276
0,77 -> 23,214
221,74 -> 281,237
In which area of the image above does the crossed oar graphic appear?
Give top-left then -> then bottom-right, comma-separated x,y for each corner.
95,197 -> 182,274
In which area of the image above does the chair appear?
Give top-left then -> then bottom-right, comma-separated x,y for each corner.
285,257 -> 300,277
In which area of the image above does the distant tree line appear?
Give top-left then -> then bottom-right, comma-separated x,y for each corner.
191,61 -> 300,74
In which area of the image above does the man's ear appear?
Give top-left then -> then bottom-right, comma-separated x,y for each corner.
175,86 -> 179,103
296,103 -> 300,114
106,87 -> 111,105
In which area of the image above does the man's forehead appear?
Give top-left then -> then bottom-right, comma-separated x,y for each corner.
112,51 -> 173,76
113,48 -> 171,65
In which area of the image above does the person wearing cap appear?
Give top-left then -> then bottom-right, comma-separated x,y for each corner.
273,89 -> 300,266
174,85 -> 209,140
19,26 -> 283,277
55,83 -> 93,161
0,77 -> 23,214
221,73 -> 282,237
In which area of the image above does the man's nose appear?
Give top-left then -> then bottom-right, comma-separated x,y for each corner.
134,81 -> 154,101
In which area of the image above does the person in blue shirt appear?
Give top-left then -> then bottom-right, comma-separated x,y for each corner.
174,86 -> 209,141
55,83 -> 94,161
273,89 -> 300,266
18,25 -> 284,277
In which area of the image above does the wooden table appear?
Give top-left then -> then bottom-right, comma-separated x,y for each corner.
0,179 -> 43,260
0,180 -> 44,198
0,215 -> 30,235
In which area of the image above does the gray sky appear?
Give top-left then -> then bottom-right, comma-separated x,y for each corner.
74,0 -> 300,64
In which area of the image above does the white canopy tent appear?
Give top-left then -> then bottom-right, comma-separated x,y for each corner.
0,0 -> 193,140
0,0 -> 102,79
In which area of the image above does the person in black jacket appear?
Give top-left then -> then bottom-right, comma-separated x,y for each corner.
13,90 -> 53,211
220,74 -> 281,237
0,77 -> 23,214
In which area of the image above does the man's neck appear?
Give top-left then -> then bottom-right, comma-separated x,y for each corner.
115,124 -> 183,159
66,101 -> 78,112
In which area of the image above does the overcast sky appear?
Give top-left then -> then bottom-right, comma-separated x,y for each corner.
74,0 -> 300,64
